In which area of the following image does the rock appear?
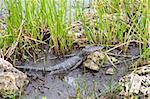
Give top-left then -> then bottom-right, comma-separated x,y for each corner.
0,58 -> 28,97
106,68 -> 114,75
119,66 -> 150,97
83,59 -> 99,71
83,51 -> 105,71
136,66 -> 150,74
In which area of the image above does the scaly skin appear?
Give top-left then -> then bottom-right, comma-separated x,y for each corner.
15,55 -> 83,75
15,46 -> 104,74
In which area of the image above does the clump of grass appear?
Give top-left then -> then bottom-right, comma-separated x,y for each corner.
81,0 -> 149,60
1,0 -> 149,63
2,0 -> 78,63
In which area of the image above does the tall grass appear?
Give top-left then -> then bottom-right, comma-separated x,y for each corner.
2,0 -> 76,62
0,0 -> 149,63
82,0 -> 149,59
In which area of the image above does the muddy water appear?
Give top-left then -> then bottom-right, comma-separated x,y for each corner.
20,45 -> 140,99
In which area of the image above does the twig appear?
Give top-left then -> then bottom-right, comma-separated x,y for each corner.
102,55 -> 140,68
105,52 -> 117,69
5,20 -> 25,59
106,52 -> 135,58
106,40 -> 141,53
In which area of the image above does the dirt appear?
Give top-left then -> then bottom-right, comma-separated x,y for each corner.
17,44 -> 140,99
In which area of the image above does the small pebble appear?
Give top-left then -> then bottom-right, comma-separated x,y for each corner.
106,68 -> 114,75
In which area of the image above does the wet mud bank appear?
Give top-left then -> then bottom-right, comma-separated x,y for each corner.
20,44 -> 140,99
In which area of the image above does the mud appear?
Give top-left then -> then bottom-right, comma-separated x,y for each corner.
19,44 -> 140,99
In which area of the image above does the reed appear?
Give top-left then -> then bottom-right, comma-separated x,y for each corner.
0,0 -> 149,62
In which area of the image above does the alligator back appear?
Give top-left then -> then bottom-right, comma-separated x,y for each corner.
15,45 -> 104,74
15,55 -> 82,73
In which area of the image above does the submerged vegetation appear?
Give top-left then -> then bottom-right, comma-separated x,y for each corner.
0,0 -> 149,98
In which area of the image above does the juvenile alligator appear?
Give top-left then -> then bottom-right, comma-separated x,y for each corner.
15,46 -> 104,75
